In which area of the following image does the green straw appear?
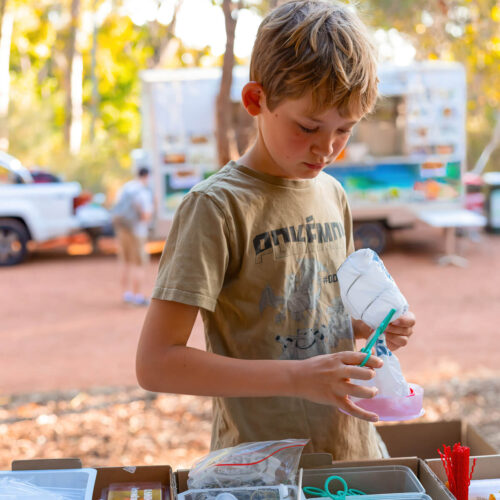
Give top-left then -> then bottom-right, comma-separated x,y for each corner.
359,308 -> 397,367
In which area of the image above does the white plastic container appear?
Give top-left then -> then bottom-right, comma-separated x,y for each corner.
309,495 -> 431,500
0,468 -> 97,500
302,465 -> 425,497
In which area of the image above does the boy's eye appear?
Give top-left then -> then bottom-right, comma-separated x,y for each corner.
298,124 -> 318,134
339,129 -> 352,136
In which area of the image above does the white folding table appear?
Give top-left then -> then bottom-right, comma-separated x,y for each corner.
416,208 -> 486,267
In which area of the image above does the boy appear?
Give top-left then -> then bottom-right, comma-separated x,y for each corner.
136,0 -> 415,459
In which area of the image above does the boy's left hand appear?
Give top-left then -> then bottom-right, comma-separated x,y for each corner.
384,311 -> 416,351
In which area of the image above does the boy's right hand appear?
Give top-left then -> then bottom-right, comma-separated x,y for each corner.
294,351 -> 383,422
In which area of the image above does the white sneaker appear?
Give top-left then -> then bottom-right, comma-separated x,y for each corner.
133,294 -> 150,306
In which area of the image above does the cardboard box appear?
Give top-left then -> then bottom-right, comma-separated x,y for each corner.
426,453 -> 500,482
376,420 -> 497,459
91,464 -> 175,500
11,458 -> 176,500
175,455 -> 454,500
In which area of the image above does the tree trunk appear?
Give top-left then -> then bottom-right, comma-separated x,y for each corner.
0,0 -> 7,39
90,0 -> 98,143
64,0 -> 82,155
151,0 -> 183,69
472,113 -> 500,175
0,0 -> 12,151
215,0 -> 239,167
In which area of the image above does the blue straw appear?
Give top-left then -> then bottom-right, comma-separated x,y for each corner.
359,308 -> 397,367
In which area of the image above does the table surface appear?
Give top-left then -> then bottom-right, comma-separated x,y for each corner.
416,208 -> 486,228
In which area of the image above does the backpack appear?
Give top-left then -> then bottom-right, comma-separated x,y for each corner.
111,186 -> 141,230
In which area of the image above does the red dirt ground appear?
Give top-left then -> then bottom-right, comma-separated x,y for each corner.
1,223 -> 499,396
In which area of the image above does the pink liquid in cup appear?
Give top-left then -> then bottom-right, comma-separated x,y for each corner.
354,383 -> 424,421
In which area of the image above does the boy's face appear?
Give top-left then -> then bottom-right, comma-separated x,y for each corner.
245,86 -> 361,180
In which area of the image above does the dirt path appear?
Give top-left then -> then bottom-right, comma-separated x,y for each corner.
1,224 -> 499,395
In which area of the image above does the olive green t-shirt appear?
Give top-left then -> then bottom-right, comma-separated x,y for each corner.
153,161 -> 382,460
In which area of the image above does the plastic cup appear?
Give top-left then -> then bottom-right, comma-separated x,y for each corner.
354,383 -> 424,422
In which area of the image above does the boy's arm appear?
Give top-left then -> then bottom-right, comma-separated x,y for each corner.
136,299 -> 383,422
136,299 -> 293,398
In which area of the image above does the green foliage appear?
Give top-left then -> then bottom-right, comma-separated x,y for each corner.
6,0 -> 211,195
5,0 -> 499,195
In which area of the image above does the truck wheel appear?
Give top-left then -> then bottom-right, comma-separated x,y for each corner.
0,219 -> 29,266
353,221 -> 387,254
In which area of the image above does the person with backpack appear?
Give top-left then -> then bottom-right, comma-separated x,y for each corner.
112,166 -> 154,305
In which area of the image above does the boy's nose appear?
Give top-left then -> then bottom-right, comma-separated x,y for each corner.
311,139 -> 335,159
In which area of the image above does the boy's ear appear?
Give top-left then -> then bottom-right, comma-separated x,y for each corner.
241,82 -> 265,116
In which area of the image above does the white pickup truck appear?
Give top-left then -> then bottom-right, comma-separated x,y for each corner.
0,151 -> 111,266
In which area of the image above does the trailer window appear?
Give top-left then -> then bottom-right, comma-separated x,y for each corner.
348,96 -> 406,158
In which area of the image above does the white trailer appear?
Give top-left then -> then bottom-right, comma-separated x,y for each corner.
140,62 -> 485,255
140,66 -> 248,239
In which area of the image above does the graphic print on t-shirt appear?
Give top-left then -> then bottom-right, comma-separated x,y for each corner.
258,256 -> 353,360
252,215 -> 346,264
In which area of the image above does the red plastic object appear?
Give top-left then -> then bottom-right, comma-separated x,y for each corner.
438,443 -> 476,500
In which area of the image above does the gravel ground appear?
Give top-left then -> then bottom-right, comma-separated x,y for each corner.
1,375 -> 498,471
1,227 -> 499,470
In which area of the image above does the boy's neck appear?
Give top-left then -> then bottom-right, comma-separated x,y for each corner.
238,136 -> 301,180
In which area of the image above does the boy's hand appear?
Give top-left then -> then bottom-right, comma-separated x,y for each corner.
353,311 -> 416,352
385,311 -> 416,351
295,351 -> 383,422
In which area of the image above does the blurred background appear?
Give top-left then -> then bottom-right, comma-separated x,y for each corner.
0,0 -> 499,471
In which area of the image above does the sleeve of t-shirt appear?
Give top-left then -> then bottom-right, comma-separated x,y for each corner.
152,191 -> 230,312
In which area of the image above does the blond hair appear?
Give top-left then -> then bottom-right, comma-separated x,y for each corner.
250,0 -> 378,117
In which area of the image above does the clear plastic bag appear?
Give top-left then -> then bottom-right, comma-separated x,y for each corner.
352,335 -> 424,421
187,439 -> 308,489
337,249 -> 423,421
337,249 -> 408,329
353,334 -> 409,397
